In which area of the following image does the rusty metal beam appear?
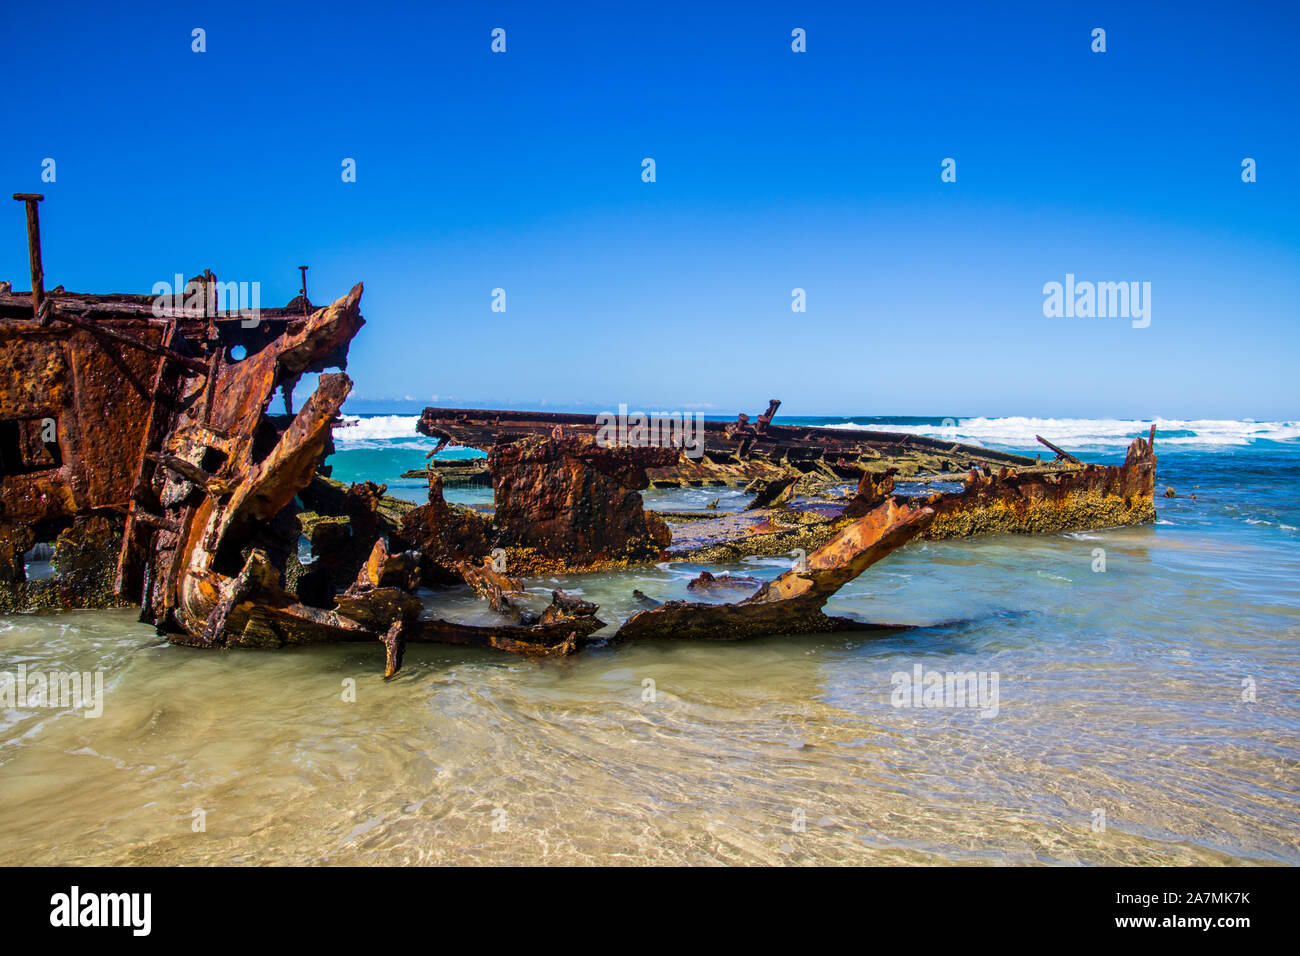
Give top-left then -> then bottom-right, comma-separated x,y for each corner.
11,193 -> 44,316
613,497 -> 934,643
1035,434 -> 1083,465
417,404 -> 1037,467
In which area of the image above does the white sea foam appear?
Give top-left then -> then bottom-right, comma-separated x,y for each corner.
333,414 -> 456,451
335,414 -> 422,441
824,417 -> 1300,449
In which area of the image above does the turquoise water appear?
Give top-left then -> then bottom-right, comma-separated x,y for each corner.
1,415 -> 1296,864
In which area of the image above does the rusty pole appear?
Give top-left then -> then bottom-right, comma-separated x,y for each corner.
298,265 -> 309,314
12,193 -> 45,316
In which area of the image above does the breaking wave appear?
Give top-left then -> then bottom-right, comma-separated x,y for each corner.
331,415 -> 434,450
822,417 -> 1300,450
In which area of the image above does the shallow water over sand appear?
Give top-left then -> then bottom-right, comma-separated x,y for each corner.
1,441 -> 1297,865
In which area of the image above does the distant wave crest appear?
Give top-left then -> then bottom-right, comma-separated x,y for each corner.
333,415 -> 430,449
823,417 -> 1300,449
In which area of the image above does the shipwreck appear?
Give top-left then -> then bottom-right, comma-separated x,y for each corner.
0,197 -> 1158,676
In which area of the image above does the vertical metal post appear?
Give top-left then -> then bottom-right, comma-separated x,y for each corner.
12,193 -> 45,316
298,265 -> 309,314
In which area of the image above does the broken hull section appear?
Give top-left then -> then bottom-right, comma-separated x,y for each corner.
1,281 -> 609,673
614,498 -> 935,642
922,430 -> 1157,539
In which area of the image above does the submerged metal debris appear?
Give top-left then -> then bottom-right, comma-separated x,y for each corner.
614,498 -> 934,642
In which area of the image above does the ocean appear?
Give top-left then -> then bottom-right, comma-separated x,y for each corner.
1,415 -> 1297,864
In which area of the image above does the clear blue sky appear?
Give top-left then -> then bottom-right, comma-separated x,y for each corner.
2,0 -> 1296,419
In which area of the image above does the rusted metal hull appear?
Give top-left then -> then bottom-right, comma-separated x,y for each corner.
485,433 -> 677,572
417,403 -> 1037,469
661,432 -> 1159,564
418,403 -> 1032,461
921,429 -> 1158,539
1,280 -> 330,613
1,277 -> 613,673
